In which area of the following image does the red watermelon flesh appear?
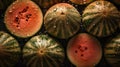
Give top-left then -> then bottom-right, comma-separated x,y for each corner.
4,0 -> 43,38
67,33 -> 102,67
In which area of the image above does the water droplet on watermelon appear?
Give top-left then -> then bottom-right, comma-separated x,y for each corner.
26,34 -> 30,37
75,5 -> 78,7
53,8 -> 57,12
9,10 -> 13,13
17,26 -> 20,29
53,26 -> 56,28
66,22 -> 69,24
96,2 -> 100,5
12,7 -> 15,10
49,18 -> 52,21
12,2 -> 15,5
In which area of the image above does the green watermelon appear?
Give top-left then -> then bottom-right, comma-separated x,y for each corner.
82,1 -> 120,37
23,34 -> 65,67
113,0 -> 120,5
104,34 -> 120,67
44,3 -> 81,39
0,31 -> 20,67
69,0 -> 94,5
67,33 -> 102,67
32,0 -> 62,8
4,0 -> 43,38
0,0 -> 16,11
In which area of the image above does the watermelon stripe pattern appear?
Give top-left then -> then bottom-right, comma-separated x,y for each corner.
32,0 -> 61,8
23,35 -> 65,67
82,1 -> 120,37
104,34 -> 120,67
69,0 -> 94,5
44,3 -> 81,39
0,31 -> 20,67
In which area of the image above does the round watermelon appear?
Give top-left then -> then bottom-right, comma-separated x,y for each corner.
32,0 -> 62,8
44,3 -> 81,39
23,34 -> 65,67
0,31 -> 20,67
69,0 -> 94,5
4,0 -> 43,38
67,33 -> 102,67
113,0 -> 120,5
104,34 -> 120,67
82,1 -> 120,37
0,0 -> 16,11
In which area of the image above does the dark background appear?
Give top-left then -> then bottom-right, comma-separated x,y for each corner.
0,0 -> 120,67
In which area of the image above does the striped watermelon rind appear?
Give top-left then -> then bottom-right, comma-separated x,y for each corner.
104,34 -> 120,67
44,3 -> 81,39
0,31 -> 20,67
69,0 -> 95,5
82,1 -> 120,37
23,34 -> 65,67
32,0 -> 62,8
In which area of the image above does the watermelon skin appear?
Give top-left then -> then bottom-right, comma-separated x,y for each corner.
113,0 -> 120,5
44,3 -> 81,39
23,35 -> 65,67
4,0 -> 43,38
0,0 -> 16,11
104,34 -> 120,67
69,0 -> 94,5
67,33 -> 102,67
32,0 -> 61,8
0,31 -> 20,67
82,1 -> 120,37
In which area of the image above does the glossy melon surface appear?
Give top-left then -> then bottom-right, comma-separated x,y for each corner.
32,0 -> 61,8
4,0 -> 43,38
23,34 -> 65,67
44,3 -> 81,39
67,33 -> 102,67
104,34 -> 120,67
69,0 -> 94,5
0,31 -> 20,67
82,1 -> 120,37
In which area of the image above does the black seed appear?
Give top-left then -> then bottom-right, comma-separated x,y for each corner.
15,17 -> 19,22
78,45 -> 81,49
75,50 -> 78,53
81,54 -> 84,57
85,47 -> 88,50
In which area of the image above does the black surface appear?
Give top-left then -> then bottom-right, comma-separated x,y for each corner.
0,0 -> 120,67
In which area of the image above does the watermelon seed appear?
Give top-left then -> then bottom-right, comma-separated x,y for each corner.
75,50 -> 78,53
21,6 -> 29,13
81,54 -> 84,57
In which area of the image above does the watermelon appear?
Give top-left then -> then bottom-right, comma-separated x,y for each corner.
69,0 -> 94,5
23,34 -> 65,67
0,31 -> 20,67
82,1 -> 120,37
32,0 -> 62,8
113,0 -> 120,5
4,0 -> 43,38
0,0 -> 16,11
44,3 -> 81,39
67,33 -> 102,67
104,34 -> 120,67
